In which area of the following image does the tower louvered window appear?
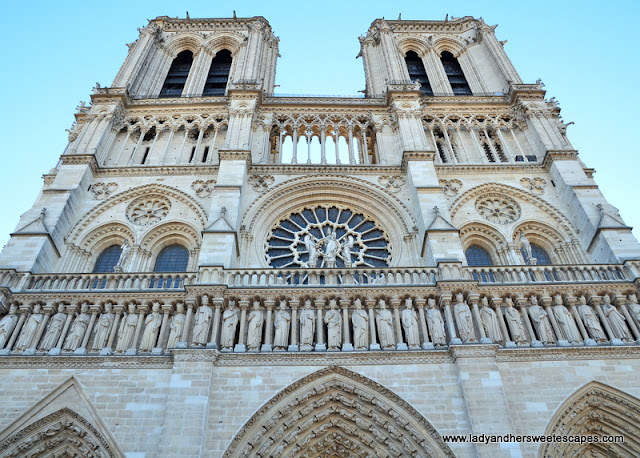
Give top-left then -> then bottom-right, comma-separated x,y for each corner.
405,51 -> 433,96
159,50 -> 194,98
441,51 -> 472,95
203,49 -> 232,96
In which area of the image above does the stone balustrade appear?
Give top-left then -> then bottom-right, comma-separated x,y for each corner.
1,291 -> 639,357
465,264 -> 628,284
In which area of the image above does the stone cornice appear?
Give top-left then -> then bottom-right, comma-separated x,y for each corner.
0,355 -> 172,369
218,150 -> 251,162
435,163 -> 545,174
496,345 -> 640,362
60,154 -> 99,174
248,164 -> 403,176
151,15 -> 272,33
542,149 -> 579,169
92,164 -> 220,178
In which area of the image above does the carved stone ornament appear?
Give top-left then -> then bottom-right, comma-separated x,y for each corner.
475,194 -> 521,224
439,178 -> 462,197
520,177 -> 547,195
90,182 -> 118,200
378,175 -> 405,193
191,179 -> 216,198
248,174 -> 275,192
126,195 -> 171,226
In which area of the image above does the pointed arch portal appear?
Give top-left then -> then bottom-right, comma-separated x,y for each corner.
223,366 -> 454,457
539,381 -> 640,457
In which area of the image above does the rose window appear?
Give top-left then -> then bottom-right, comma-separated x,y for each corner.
126,196 -> 171,226
266,205 -> 391,268
475,195 -> 521,224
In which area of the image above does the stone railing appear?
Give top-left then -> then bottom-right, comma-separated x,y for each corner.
465,264 -> 628,284
1,292 -> 639,357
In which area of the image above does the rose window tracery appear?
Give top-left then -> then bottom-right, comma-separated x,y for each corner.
266,205 -> 391,268
475,194 -> 521,224
126,195 -> 171,226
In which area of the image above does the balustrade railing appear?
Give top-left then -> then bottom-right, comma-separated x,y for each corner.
466,264 -> 628,284
15,272 -> 196,292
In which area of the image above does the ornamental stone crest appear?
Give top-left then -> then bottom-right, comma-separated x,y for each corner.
90,182 -> 118,200
191,180 -> 216,198
378,175 -> 405,193
520,177 -> 546,195
475,194 -> 521,224
126,195 -> 171,226
248,174 -> 275,192
439,179 -> 462,197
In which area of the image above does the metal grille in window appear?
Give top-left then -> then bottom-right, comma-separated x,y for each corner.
93,245 -> 122,273
265,206 -> 391,268
466,245 -> 495,282
154,245 -> 189,272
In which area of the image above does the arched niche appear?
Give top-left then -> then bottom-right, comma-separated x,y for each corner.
223,366 -> 454,457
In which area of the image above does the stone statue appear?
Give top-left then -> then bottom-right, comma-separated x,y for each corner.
166,303 -> 186,348
15,305 -> 43,351
518,231 -> 532,263
113,239 -> 131,273
116,304 -> 138,352
323,230 -> 340,268
299,300 -> 315,351
528,296 -> 555,344
426,298 -> 446,346
247,301 -> 264,351
0,305 -> 19,350
91,303 -> 114,352
192,303 -> 213,347
63,303 -> 90,352
504,297 -> 527,344
341,235 -> 355,268
139,303 -> 162,352
303,234 -> 320,268
627,294 -> 640,323
352,299 -> 369,350
220,301 -> 239,350
602,295 -> 631,341
401,299 -> 420,349
480,297 -> 502,343
453,293 -> 475,343
273,301 -> 291,350
552,295 -> 581,343
324,299 -> 342,350
39,304 -> 66,351
577,296 -> 606,342
375,299 -> 395,350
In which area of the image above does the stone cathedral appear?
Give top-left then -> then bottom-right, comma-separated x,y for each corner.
0,13 -> 639,458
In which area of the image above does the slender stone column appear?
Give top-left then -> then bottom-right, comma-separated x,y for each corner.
103,305 -> 123,355
25,303 -> 51,355
391,298 -> 407,350
340,299 -> 353,351
3,306 -> 30,354
441,295 -> 461,345
616,296 -> 640,343
208,298 -> 224,349
235,300 -> 249,352
49,304 -> 78,356
314,299 -> 326,352
156,303 -> 172,352
541,295 -> 564,346
77,305 -> 100,355
261,299 -> 275,352
127,304 -> 147,355
592,297 -> 619,345
469,294 -> 488,343
566,296 -> 593,345
415,298 -> 434,350
491,298 -> 513,348
516,297 -> 539,347
366,299 -> 380,350
288,299 -> 299,351
179,299 -> 196,347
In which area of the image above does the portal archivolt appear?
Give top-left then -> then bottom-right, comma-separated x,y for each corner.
223,366 -> 454,458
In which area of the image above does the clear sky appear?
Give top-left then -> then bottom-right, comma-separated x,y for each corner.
1,0 -> 638,256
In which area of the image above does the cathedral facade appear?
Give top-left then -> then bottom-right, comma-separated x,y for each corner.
0,14 -> 639,457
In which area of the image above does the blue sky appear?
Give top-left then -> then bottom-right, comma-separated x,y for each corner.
1,0 -> 638,256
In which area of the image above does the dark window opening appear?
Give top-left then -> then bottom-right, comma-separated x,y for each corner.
93,245 -> 122,273
203,49 -> 232,96
154,245 -> 189,272
159,50 -> 194,98
404,51 -> 433,96
142,127 -> 156,142
189,146 -> 196,163
202,146 -> 210,163
141,147 -> 150,164
441,51 -> 472,95
526,155 -> 537,162
465,245 -> 493,267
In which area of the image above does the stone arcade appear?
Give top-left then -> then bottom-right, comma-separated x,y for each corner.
0,14 -> 639,458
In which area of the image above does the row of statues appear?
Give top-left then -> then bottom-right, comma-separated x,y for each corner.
0,294 -> 638,355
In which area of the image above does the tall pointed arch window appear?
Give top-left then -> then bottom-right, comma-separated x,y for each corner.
93,245 -> 122,273
154,245 -> 189,272
440,51 -> 472,95
465,245 -> 495,282
159,50 -> 194,98
203,49 -> 232,96
404,51 -> 433,96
